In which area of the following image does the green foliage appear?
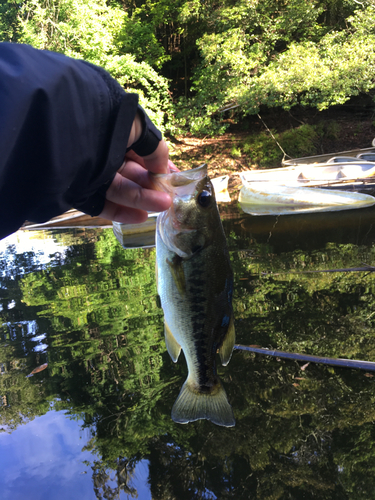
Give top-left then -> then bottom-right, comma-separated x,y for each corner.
173,96 -> 230,136
231,145 -> 242,158
0,343 -> 50,431
1,0 -> 375,135
114,0 -> 181,70
243,16 -> 375,113
242,124 -> 319,166
0,0 -> 23,41
116,18 -> 170,69
103,54 -> 173,131
181,0 -> 375,134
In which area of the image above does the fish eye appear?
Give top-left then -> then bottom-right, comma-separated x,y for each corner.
197,190 -> 211,208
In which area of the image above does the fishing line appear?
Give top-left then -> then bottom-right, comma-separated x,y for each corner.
257,113 -> 291,162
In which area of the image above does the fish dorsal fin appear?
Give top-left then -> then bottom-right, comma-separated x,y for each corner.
167,256 -> 185,296
164,321 -> 181,363
219,313 -> 235,366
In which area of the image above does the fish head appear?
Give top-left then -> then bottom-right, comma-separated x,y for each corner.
153,165 -> 222,258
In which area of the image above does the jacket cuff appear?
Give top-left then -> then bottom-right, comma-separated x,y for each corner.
129,105 -> 162,157
72,175 -> 115,216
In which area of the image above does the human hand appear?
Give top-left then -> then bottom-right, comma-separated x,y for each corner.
99,110 -> 179,224
124,110 -> 170,174
99,155 -> 178,224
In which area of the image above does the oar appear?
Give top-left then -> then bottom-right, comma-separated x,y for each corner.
234,344 -> 375,372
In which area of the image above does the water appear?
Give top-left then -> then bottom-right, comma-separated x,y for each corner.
1,204 -> 375,499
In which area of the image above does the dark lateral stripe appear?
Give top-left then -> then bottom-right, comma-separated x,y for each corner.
190,302 -> 205,312
192,311 -> 206,321
189,276 -> 204,287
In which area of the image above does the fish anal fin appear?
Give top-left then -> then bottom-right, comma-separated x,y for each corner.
219,313 -> 235,366
171,379 -> 235,428
164,322 -> 181,363
166,256 -> 185,296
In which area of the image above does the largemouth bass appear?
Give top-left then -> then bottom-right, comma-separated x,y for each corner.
154,164 -> 235,427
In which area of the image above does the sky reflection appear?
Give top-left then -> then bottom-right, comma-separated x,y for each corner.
0,410 -> 151,500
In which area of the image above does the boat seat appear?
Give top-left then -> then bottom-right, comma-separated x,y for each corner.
327,156 -> 360,163
357,153 -> 375,162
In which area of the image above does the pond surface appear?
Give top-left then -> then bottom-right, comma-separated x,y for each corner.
1,203 -> 375,499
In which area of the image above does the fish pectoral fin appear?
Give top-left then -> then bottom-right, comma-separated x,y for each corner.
164,321 -> 181,363
171,379 -> 235,427
219,313 -> 235,366
156,294 -> 162,309
166,256 -> 185,296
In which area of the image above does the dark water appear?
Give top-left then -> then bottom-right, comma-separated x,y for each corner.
1,204 -> 375,499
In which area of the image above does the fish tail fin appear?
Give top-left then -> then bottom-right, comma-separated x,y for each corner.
171,379 -> 235,427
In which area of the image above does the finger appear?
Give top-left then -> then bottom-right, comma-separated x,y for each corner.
124,149 -> 146,168
143,140 -> 169,173
99,199 -> 149,224
106,172 -> 171,212
126,140 -> 170,174
168,159 -> 180,172
118,158 -> 180,188
117,161 -> 155,189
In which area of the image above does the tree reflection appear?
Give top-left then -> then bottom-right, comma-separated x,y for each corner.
89,458 -> 138,500
1,224 -> 375,498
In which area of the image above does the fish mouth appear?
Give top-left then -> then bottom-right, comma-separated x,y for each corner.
150,164 -> 207,195
169,164 -> 207,187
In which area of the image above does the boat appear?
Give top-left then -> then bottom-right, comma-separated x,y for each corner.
239,180 -> 375,216
239,143 -> 375,215
21,209 -> 112,230
282,141 -> 375,166
240,160 -> 375,189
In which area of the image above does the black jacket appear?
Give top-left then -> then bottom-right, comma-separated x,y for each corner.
0,43 -> 162,240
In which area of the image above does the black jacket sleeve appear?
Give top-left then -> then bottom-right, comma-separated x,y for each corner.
0,43 -> 162,240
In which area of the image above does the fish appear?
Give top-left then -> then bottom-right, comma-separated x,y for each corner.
153,164 -> 235,427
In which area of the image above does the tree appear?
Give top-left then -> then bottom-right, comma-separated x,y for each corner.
178,0 -> 375,134
0,0 -> 23,42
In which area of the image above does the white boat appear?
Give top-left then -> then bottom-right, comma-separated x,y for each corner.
282,141 -> 375,166
239,161 -> 375,189
239,180 -> 375,216
239,143 -> 375,215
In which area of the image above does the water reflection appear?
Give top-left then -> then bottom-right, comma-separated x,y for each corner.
1,206 -> 375,498
0,410 -> 152,500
